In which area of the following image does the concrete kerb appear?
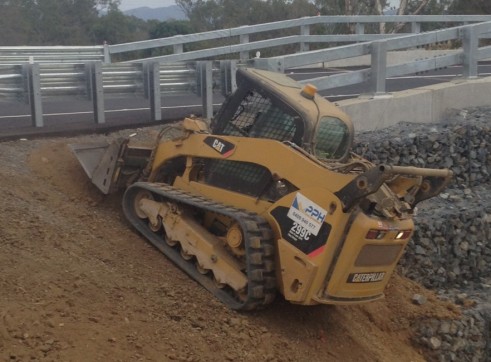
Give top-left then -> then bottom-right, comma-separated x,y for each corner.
337,76 -> 491,131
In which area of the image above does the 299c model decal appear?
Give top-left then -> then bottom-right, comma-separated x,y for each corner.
289,222 -> 312,242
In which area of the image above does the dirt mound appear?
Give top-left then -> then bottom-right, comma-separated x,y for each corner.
28,142 -> 99,200
0,134 -> 459,362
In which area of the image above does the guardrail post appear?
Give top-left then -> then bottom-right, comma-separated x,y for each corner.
198,61 -> 213,120
300,25 -> 310,52
173,44 -> 183,54
356,23 -> 366,43
370,41 -> 387,95
462,26 -> 478,78
356,23 -> 365,35
240,34 -> 249,61
86,62 -> 105,124
24,63 -> 44,127
147,62 -> 162,121
103,42 -> 111,63
411,22 -> 421,34
220,60 -> 237,96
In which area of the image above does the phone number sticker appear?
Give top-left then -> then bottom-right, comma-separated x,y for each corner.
287,193 -> 327,236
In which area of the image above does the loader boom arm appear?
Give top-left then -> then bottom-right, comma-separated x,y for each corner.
335,164 -> 453,212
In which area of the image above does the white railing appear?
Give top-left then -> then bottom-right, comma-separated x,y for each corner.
1,16 -> 490,129
108,15 -> 491,63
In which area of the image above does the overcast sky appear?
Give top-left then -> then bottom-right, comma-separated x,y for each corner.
118,0 -> 176,11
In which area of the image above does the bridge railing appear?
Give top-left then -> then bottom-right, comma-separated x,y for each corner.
1,17 -> 491,130
2,15 -> 490,66
0,60 -> 236,127
251,21 -> 491,93
0,46 -> 106,65
108,15 -> 491,63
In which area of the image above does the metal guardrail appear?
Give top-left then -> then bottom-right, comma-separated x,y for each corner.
1,17 -> 491,130
2,15 -> 491,66
0,46 -> 106,65
0,63 -> 198,99
0,60 -> 236,127
109,15 -> 491,63
250,21 -> 491,93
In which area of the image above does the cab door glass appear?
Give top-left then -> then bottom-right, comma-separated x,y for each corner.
314,116 -> 350,160
223,90 -> 298,143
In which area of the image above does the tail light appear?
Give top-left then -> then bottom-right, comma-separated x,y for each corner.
366,229 -> 386,240
395,230 -> 412,240
366,229 -> 412,240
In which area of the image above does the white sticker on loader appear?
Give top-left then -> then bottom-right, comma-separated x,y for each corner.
287,193 -> 327,236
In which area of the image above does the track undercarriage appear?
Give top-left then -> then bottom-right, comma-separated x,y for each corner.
123,182 -> 277,310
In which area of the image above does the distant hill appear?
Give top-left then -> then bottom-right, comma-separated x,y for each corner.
123,6 -> 187,21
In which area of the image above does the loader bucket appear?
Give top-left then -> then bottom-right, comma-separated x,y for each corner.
69,139 -> 127,194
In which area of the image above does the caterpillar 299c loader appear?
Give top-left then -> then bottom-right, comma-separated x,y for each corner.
71,68 -> 452,310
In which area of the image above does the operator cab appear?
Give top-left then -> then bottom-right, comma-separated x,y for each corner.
205,68 -> 355,201
212,68 -> 354,162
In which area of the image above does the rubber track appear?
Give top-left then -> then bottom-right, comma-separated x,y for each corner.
122,182 -> 277,311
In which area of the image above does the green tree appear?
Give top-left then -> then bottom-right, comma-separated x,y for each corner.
175,0 -> 317,57
0,0 -> 36,45
177,0 -> 317,31
448,0 -> 491,14
149,20 -> 194,38
0,0 -> 121,45
30,0 -> 99,44
313,0 -> 448,17
94,7 -> 150,44
313,0 -> 448,33
177,0 -> 223,31
314,0 -> 379,16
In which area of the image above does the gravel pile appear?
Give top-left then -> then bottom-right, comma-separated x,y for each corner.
414,311 -> 488,362
354,106 -> 491,361
354,107 -> 491,289
400,189 -> 491,290
353,108 -> 491,187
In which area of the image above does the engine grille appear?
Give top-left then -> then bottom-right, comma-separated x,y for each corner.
355,244 -> 403,267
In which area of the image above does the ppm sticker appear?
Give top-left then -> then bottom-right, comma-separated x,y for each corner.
287,193 -> 327,236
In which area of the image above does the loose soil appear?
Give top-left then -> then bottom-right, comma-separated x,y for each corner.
0,128 -> 459,362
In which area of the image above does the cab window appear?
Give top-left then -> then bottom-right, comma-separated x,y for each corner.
314,117 -> 350,160
222,90 -> 300,144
